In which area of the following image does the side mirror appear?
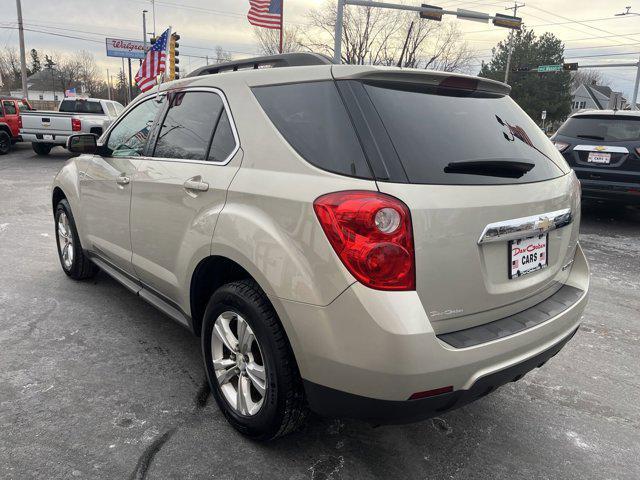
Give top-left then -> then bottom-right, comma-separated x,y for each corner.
67,134 -> 97,154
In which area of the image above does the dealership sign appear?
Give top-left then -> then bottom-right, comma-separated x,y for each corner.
105,38 -> 146,59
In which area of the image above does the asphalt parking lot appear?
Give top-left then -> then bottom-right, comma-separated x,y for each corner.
1,142 -> 639,480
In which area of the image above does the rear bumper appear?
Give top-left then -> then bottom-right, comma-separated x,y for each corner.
578,178 -> 640,203
273,244 -> 589,421
304,326 -> 578,424
22,133 -> 69,146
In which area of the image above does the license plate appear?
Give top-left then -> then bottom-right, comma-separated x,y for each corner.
587,152 -> 611,164
43,134 -> 53,140
509,234 -> 548,279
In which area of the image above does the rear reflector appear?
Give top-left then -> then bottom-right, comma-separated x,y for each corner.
409,386 -> 453,400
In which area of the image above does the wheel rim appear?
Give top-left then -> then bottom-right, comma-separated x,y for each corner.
211,311 -> 267,416
57,212 -> 74,269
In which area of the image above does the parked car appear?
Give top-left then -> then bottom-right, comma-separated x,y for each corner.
0,97 -> 33,154
21,97 -> 124,156
552,109 -> 640,204
51,53 -> 589,440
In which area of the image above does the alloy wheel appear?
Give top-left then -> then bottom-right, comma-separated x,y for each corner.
57,211 -> 74,269
211,311 -> 267,416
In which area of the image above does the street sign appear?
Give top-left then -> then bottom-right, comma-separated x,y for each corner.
541,110 -> 547,120
537,64 -> 563,73
106,38 -> 146,59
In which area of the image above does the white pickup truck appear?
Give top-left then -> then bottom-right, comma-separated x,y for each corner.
21,98 -> 124,155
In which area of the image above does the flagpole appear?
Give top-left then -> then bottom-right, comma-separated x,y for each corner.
279,0 -> 284,54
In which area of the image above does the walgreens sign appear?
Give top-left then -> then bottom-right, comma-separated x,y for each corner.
105,38 -> 146,59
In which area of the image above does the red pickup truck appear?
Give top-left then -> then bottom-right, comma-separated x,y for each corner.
0,97 -> 33,155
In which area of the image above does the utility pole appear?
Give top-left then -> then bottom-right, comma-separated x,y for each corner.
143,9 -> 148,50
16,0 -> 29,99
504,2 -> 525,84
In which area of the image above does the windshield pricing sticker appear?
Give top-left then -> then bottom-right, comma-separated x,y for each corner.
509,234 -> 548,279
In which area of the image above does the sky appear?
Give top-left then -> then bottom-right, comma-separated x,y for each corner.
2,0 -> 640,97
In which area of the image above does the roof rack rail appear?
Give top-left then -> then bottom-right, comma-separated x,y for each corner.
187,52 -> 334,78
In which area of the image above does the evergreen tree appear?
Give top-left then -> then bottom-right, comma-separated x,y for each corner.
479,28 -> 572,123
30,49 -> 41,74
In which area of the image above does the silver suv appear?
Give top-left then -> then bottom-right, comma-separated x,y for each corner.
52,53 -> 589,440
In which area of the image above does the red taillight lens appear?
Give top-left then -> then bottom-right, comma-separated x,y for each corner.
409,386 -> 453,400
71,118 -> 81,132
313,191 -> 415,291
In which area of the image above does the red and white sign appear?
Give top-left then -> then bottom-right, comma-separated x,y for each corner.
105,38 -> 146,59
509,234 -> 548,278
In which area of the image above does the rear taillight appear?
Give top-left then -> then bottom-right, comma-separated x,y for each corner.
18,116 -> 22,129
313,191 -> 415,291
553,141 -> 569,152
71,118 -> 81,132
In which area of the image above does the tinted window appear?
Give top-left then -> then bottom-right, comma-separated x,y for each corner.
59,99 -> 104,114
107,97 -> 163,157
557,115 -> 640,142
3,101 -> 16,115
253,81 -> 372,178
363,83 -> 564,185
154,92 -> 223,160
208,111 -> 236,162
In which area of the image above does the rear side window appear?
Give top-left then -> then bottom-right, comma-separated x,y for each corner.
154,91 -> 224,160
59,100 -> 104,114
363,83 -> 564,185
557,115 -> 640,142
208,111 -> 236,162
106,103 -> 117,117
3,101 -> 17,115
253,81 -> 372,179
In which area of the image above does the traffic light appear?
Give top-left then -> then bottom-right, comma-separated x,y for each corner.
150,36 -> 157,46
563,62 -> 578,71
493,13 -> 522,30
169,32 -> 180,80
419,4 -> 443,21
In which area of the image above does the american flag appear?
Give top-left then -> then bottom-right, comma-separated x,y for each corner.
135,28 -> 170,92
247,0 -> 282,29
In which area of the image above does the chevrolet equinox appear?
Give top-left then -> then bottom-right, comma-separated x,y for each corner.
52,53 -> 589,440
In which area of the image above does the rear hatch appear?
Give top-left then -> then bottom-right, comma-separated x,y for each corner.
554,113 -> 640,185
333,68 -> 580,333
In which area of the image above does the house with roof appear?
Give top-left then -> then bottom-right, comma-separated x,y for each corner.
571,81 -> 625,111
9,68 -> 74,102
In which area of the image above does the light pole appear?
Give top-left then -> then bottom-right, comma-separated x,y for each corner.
143,9 -> 148,50
615,7 -> 640,109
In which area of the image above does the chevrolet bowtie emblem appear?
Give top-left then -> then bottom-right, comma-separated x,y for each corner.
536,217 -> 553,231
594,146 -> 606,152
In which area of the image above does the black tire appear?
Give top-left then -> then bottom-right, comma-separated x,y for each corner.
202,279 -> 307,440
0,131 -> 11,155
32,142 -> 53,156
54,198 -> 98,280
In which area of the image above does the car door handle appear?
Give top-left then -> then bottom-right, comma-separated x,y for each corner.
116,174 -> 130,185
183,178 -> 209,192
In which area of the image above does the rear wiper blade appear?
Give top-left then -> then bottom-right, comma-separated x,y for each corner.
444,160 -> 535,179
576,134 -> 605,140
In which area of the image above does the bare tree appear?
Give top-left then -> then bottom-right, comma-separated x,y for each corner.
299,1 -> 476,72
254,26 -> 302,55
571,69 -> 610,90
215,46 -> 232,64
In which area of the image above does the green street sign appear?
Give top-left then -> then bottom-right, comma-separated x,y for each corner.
537,64 -> 563,73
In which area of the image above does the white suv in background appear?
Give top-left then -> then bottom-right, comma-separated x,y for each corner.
51,53 -> 589,440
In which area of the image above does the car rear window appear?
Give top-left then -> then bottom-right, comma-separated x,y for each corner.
59,100 -> 104,114
557,115 -> 640,142
363,82 -> 565,185
252,81 -> 373,179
